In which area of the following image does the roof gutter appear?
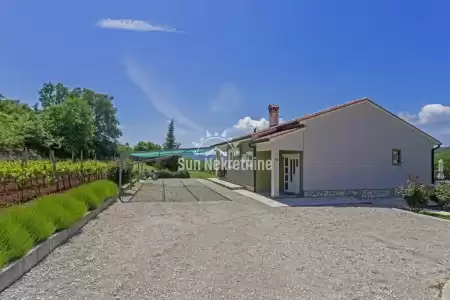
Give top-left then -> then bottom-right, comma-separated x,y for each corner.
432,143 -> 442,184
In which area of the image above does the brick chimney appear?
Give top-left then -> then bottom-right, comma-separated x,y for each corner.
268,104 -> 279,127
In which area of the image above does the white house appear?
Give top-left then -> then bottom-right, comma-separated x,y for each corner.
214,98 -> 441,199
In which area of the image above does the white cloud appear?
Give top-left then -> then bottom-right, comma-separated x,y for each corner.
232,116 -> 287,133
234,117 -> 269,132
123,56 -> 203,134
418,104 -> 450,124
210,83 -> 242,113
397,112 -> 419,124
398,104 -> 450,125
96,18 -> 178,33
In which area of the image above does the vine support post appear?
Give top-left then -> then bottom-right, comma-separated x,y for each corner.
80,150 -> 84,184
50,150 -> 59,192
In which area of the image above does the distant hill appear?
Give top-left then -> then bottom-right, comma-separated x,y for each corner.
436,146 -> 450,153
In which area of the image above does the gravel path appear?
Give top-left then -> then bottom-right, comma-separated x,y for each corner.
2,180 -> 450,299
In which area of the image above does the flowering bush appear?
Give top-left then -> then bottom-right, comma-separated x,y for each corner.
433,182 -> 450,209
398,176 -> 428,212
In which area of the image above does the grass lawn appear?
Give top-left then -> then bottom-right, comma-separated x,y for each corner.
188,171 -> 216,179
421,211 -> 450,220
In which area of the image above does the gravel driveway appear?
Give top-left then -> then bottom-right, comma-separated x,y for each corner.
2,179 -> 450,300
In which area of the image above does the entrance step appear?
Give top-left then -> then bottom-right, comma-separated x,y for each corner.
207,178 -> 244,190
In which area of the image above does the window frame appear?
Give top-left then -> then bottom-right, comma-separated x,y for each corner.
392,149 -> 402,166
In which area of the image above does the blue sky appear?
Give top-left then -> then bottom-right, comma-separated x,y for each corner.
1,0 -> 449,146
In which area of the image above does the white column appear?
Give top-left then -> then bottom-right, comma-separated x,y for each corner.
215,149 -> 220,177
271,149 -> 280,197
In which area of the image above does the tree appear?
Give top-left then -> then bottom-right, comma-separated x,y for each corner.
38,82 -> 69,108
134,141 -> 162,152
118,143 -> 133,154
163,119 -> 181,150
68,88 -> 122,158
60,97 -> 95,159
42,97 -> 94,158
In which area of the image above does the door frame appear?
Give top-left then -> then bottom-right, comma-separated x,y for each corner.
281,153 -> 301,194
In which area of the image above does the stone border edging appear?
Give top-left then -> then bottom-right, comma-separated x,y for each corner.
0,194 -> 118,293
391,208 -> 450,223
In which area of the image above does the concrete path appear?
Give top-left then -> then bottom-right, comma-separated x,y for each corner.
2,179 -> 450,299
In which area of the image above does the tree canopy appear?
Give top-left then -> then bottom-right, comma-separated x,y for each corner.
0,82 -> 122,159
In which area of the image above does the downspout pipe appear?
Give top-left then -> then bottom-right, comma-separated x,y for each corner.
432,144 -> 442,184
249,141 -> 257,192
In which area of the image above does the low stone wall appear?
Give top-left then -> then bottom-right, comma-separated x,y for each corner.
303,188 -> 400,199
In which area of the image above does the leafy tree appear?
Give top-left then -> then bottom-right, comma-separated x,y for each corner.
60,97 -> 95,159
134,141 -> 162,152
163,119 -> 181,150
38,82 -> 69,108
0,84 -> 122,159
42,97 -> 94,158
68,88 -> 122,158
118,143 -> 133,154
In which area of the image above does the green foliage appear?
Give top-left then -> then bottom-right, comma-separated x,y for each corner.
134,141 -> 162,152
67,187 -> 103,210
0,180 -> 118,268
0,214 -> 34,261
434,182 -> 450,208
68,180 -> 117,209
4,206 -> 55,243
32,196 -> 80,231
0,246 -> 9,268
435,149 -> 450,180
398,176 -> 429,212
163,119 -> 181,150
1,82 -> 122,159
155,169 -> 190,178
39,82 -> 69,109
154,155 -> 181,172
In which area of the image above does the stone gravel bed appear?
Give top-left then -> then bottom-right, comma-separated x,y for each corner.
1,180 -> 450,299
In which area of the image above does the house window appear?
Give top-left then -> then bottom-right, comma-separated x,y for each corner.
392,149 -> 401,165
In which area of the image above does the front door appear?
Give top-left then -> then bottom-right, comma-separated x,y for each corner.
283,154 -> 300,194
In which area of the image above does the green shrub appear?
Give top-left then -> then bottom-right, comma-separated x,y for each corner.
434,182 -> 450,209
4,206 -> 55,243
67,187 -> 103,210
58,196 -> 88,220
0,246 -> 9,268
89,180 -> 118,199
155,169 -> 190,179
0,214 -> 34,260
32,196 -> 79,231
0,180 -> 118,267
154,155 -> 180,172
398,176 -> 428,212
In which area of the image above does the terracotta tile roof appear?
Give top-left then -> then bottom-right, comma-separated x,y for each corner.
250,97 -> 369,141
296,98 -> 368,122
216,96 -> 440,145
252,97 -> 369,138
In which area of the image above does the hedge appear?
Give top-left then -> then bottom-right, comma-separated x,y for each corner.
0,180 -> 118,268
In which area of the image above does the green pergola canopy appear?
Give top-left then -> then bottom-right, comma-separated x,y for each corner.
129,147 -> 214,159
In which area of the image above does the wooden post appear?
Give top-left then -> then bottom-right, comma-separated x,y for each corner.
50,150 -> 58,191
80,150 -> 84,183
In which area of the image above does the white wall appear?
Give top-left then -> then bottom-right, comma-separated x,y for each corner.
256,129 -> 304,152
302,101 -> 437,190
